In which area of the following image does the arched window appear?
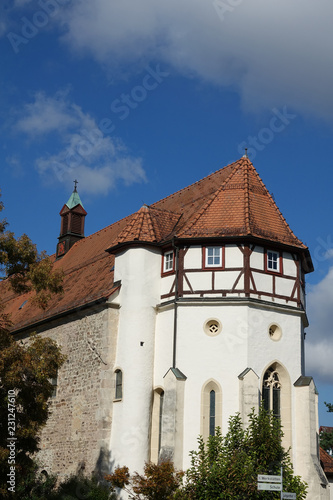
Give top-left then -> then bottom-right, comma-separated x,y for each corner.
201,380 -> 222,441
115,369 -> 123,400
150,388 -> 164,463
158,391 -> 164,453
263,367 -> 281,417
209,390 -> 216,436
261,362 -> 292,451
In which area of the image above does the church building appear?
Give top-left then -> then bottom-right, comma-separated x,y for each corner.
2,156 -> 330,498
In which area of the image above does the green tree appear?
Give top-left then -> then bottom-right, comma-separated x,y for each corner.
176,408 -> 307,500
324,402 -> 333,413
0,191 -> 63,309
0,191 -> 65,497
105,460 -> 184,499
320,402 -> 333,453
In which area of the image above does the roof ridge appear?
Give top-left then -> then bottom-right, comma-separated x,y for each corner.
247,162 -> 304,246
179,158 -> 248,235
244,160 -> 251,234
151,158 -> 242,208
146,205 -> 182,217
142,206 -> 157,241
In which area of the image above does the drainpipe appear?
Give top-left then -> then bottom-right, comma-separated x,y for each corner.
172,238 -> 179,369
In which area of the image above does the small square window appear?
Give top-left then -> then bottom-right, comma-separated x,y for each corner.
206,247 -> 222,267
163,251 -> 174,273
267,250 -> 280,272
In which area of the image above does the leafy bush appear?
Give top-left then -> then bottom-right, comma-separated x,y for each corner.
176,408 -> 307,500
105,460 -> 184,499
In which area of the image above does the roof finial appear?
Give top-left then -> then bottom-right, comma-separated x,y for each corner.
243,148 -> 248,159
73,179 -> 78,192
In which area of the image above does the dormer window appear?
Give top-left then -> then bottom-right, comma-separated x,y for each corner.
163,250 -> 174,273
205,246 -> 222,268
267,250 -> 280,273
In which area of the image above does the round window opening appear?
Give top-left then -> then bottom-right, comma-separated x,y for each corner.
204,319 -> 222,336
268,324 -> 282,341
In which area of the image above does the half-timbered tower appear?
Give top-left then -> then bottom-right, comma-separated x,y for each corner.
1,156 -> 329,499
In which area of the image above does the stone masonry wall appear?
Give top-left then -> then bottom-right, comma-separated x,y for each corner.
18,303 -> 119,481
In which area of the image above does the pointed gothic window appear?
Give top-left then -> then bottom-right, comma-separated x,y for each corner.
209,390 -> 216,436
262,367 -> 281,417
201,380 -> 222,442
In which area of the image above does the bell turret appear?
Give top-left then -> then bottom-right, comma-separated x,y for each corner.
56,180 -> 87,259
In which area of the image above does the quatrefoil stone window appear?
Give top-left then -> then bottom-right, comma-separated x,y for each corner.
204,319 -> 222,336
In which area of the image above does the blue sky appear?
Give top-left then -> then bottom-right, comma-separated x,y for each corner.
1,0 -> 333,426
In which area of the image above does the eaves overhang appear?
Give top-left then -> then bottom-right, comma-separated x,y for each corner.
163,235 -> 314,274
106,240 -> 160,254
9,286 -> 121,337
106,234 -> 313,273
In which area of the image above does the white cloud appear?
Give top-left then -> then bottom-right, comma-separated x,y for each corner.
14,92 -> 146,194
55,0 -> 333,121
15,90 -> 80,136
306,267 -> 333,383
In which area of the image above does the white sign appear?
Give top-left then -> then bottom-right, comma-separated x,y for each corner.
258,474 -> 282,483
282,493 -> 296,499
258,482 -> 282,491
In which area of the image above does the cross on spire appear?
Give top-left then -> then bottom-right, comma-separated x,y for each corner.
73,179 -> 78,192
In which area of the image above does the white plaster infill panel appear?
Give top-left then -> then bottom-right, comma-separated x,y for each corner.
225,244 -> 243,267
252,271 -> 272,294
250,246 -> 264,270
161,274 -> 175,296
184,271 -> 211,291
183,245 -> 201,269
275,276 -> 295,297
215,270 -> 244,290
283,252 -> 297,277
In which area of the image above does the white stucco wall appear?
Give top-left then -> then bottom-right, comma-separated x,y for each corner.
283,252 -> 298,277
110,247 -> 161,474
250,246 -> 264,269
183,245 -> 201,269
225,244 -> 243,267
154,297 -> 306,471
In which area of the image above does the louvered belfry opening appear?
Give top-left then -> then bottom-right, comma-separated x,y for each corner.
71,212 -> 83,234
61,213 -> 69,235
56,186 -> 87,259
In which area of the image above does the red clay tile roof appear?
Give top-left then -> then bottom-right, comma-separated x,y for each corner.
116,205 -> 181,244
1,217 -> 131,333
0,156 -> 310,333
320,447 -> 333,475
152,157 -> 305,247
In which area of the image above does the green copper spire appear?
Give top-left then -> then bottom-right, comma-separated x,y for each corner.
66,180 -> 84,209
